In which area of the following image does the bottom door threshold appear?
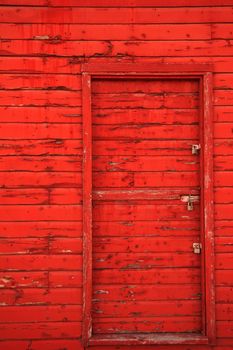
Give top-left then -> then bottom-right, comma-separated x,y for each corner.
88,333 -> 209,346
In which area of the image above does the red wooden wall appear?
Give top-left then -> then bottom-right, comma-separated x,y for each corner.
0,1 -> 233,349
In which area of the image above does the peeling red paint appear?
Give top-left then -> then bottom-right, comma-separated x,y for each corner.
0,2 -> 232,350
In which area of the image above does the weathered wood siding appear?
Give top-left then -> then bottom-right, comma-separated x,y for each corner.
0,1 -> 232,349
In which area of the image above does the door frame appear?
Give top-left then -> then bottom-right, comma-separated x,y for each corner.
81,63 -> 215,347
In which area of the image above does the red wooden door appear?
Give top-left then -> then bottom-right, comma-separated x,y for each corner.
91,77 -> 202,338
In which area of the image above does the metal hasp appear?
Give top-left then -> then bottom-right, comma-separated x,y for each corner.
187,195 -> 194,211
181,194 -> 199,211
192,144 -> 201,155
193,242 -> 202,254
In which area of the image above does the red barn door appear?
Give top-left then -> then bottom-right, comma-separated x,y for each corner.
82,65 -> 215,346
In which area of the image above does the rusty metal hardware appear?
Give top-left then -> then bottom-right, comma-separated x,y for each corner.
187,196 -> 194,211
193,242 -> 202,254
181,194 -> 199,211
192,144 -> 201,155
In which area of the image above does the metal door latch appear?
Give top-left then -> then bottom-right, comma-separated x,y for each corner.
181,194 -> 199,211
187,195 -> 194,211
192,144 -> 201,155
193,242 -> 202,254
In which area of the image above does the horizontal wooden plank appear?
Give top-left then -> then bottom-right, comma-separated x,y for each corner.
110,40 -> 233,57
0,188 -> 48,204
93,252 -> 200,269
218,321 -> 233,338
93,108 -> 199,125
0,255 -> 82,271
49,237 -> 82,253
94,111 -> 199,129
1,0 -> 233,6
93,203 -> 200,221
0,0 -> 47,4
93,316 -> 201,334
93,237 -> 199,253
215,237 -> 233,252
93,284 -> 201,301
93,268 -> 201,284
0,205 -> 82,221
93,171 -> 199,188
93,224 -> 233,241
0,287 -> 82,305
93,125 -> 199,140
0,340 -> 83,350
0,139 -> 82,156
50,188 -> 82,204
0,107 -> 82,123
215,204 -> 233,220
0,341 -> 28,350
93,189 -> 199,201
93,220 -> 200,237
214,90 -> 233,106
92,79 -> 199,93
0,221 -> 82,238
0,321 -> 81,339
214,74 -> 233,90
49,271 -> 82,288
93,155 -> 199,172
0,305 -> 81,323
0,271 -> 82,288
214,123 -> 233,139
0,271 -> 48,288
2,341 -> 230,350
216,270 -> 233,286
0,7 -> 233,24
0,237 -> 83,253
215,140 -> 233,155
53,0 -> 233,6
215,219 -> 233,237
212,24 -> 233,40
0,137 -> 215,157
215,187 -> 233,204
0,172 -> 81,188
93,187 -> 233,205
93,92 -> 198,109
0,23 -> 212,40
0,56 -> 232,74
215,106 -> 233,122
80,171 -> 233,187
216,253 -> 233,269
0,238 -> 47,254
215,156 -> 233,171
100,140 -> 197,156
0,57 -> 82,74
215,172 -> 233,186
0,90 -> 81,106
0,39 -> 109,56
92,300 -> 201,318
216,287 -> 233,303
0,155 -> 82,172
0,124 -> 81,139
0,73 -> 81,90
163,56 -> 233,72
1,39 -> 233,57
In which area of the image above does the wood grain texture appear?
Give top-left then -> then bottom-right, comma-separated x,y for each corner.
90,77 -> 203,340
0,1 -> 231,348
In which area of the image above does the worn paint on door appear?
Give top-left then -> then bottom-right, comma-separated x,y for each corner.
91,78 -> 202,336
